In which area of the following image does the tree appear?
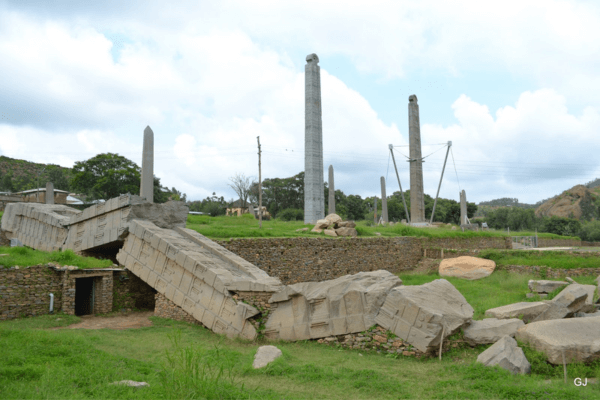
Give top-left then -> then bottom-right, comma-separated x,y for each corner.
228,173 -> 253,209
0,172 -> 14,192
70,153 -> 141,200
345,194 -> 367,220
47,165 -> 70,192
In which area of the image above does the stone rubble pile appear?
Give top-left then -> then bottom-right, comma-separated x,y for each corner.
310,213 -> 358,237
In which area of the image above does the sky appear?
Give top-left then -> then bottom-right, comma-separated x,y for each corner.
0,0 -> 599,206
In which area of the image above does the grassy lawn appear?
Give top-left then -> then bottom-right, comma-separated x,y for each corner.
186,214 -> 577,242
0,246 -> 113,269
478,249 -> 600,270
2,271 -> 599,399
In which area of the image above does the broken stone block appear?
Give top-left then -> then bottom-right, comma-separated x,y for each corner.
533,284 -> 589,322
116,219 -> 282,340
335,220 -> 356,229
477,335 -> 531,374
578,284 -> 599,313
484,302 -> 549,323
253,345 -> 282,369
438,256 -> 496,280
375,279 -> 474,353
462,318 -> 524,345
64,195 -> 188,252
526,293 -> 548,299
264,270 -> 402,341
335,227 -> 358,237
516,316 -> 600,364
573,311 -> 600,318
528,280 -> 568,294
323,229 -> 337,237
324,214 -> 342,226
313,219 -> 331,230
1,203 -> 80,252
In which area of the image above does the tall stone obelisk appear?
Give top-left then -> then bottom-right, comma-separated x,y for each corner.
328,165 -> 335,215
408,95 -> 425,223
304,53 -> 324,224
460,190 -> 467,225
380,177 -> 388,223
45,182 -> 54,204
140,125 -> 154,203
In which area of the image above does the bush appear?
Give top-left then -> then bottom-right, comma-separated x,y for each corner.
277,208 -> 303,221
577,219 -> 600,242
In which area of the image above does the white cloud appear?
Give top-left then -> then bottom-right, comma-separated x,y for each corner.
0,1 -> 599,206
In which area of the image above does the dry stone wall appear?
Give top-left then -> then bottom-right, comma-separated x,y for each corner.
0,266 -> 142,320
216,237 -> 510,285
154,292 -> 200,324
0,265 -> 63,320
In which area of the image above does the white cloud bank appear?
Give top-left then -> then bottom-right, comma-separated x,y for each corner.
0,1 -> 598,205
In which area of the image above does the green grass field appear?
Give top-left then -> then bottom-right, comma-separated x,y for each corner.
0,246 -> 113,269
1,270 -> 599,399
186,214 -> 579,241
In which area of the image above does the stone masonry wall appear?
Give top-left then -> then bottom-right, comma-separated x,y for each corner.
154,293 -> 200,325
1,266 -> 146,320
0,265 -> 63,320
216,237 -> 511,285
113,271 -> 156,312
61,270 -> 113,315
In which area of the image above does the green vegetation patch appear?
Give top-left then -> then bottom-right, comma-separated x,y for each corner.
185,214 -> 575,241
479,249 -> 600,270
0,246 -> 113,269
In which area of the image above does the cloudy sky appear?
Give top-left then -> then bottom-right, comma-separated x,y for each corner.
1,0 -> 599,205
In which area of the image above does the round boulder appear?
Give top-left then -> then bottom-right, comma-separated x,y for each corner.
324,213 -> 342,226
439,256 -> 496,280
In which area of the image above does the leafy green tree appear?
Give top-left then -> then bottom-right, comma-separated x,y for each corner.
70,153 -> 141,200
577,220 -> 600,242
345,194 -> 367,220
46,165 -> 70,192
0,172 -> 14,192
543,215 -> 581,237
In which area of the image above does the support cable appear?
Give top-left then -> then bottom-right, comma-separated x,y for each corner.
450,147 -> 461,193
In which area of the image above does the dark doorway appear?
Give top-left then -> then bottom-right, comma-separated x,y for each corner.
75,278 -> 95,315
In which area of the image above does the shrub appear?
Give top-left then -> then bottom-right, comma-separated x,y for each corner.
277,208 -> 303,221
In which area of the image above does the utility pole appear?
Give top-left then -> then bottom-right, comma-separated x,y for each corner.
389,145 -> 410,224
257,136 -> 262,229
430,141 -> 452,224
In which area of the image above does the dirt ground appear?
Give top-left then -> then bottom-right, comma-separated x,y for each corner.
49,311 -> 154,330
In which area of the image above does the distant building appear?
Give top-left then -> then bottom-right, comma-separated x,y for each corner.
14,188 -> 69,205
226,199 -> 250,216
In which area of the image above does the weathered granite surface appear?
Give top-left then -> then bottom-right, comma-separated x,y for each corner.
264,270 -> 402,341
516,317 -> 600,364
375,279 -> 474,352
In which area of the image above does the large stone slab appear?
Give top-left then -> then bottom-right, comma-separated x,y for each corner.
463,318 -> 525,345
438,256 -> 496,280
516,317 -> 600,364
65,196 -> 188,252
485,302 -> 549,323
375,279 -> 474,353
528,280 -> 568,294
477,335 -> 531,374
264,270 -> 402,341
1,203 -> 80,252
116,219 -> 282,340
533,284 -> 590,322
